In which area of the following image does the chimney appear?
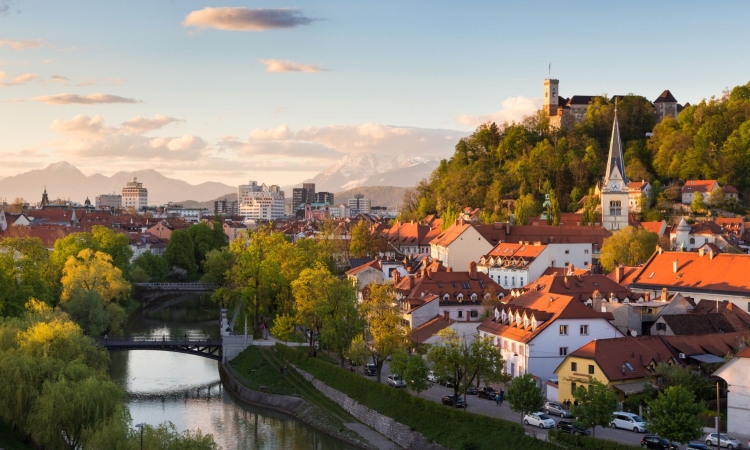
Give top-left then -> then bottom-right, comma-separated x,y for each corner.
661,288 -> 668,302
468,261 -> 477,280
506,221 -> 510,234
699,248 -> 705,257
446,267 -> 452,272
709,249 -> 715,260
592,290 -> 603,312
443,311 -> 450,321
615,266 -> 623,283
644,292 -> 650,302
567,263 -> 574,275
672,259 -> 679,273
392,269 -> 400,285
658,247 -> 663,255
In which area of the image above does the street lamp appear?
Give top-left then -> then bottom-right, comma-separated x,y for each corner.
135,423 -> 145,450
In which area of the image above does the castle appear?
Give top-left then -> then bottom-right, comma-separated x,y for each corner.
542,78 -> 685,129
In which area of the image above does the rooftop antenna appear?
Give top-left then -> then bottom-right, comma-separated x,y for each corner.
548,62 -> 551,78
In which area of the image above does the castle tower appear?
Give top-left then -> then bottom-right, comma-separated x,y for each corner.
601,106 -> 629,231
543,79 -> 559,116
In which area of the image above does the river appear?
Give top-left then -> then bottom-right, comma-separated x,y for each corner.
108,293 -> 353,450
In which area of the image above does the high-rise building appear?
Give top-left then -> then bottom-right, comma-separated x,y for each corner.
95,194 -> 122,210
315,191 -> 334,205
214,199 -> 239,216
292,183 -> 317,209
122,177 -> 148,211
347,194 -> 371,215
238,181 -> 285,220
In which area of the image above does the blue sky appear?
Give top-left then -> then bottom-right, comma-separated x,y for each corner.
1,1 -> 749,186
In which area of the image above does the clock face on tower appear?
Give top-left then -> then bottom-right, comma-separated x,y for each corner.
611,182 -> 620,191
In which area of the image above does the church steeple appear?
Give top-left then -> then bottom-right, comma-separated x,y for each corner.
604,104 -> 628,187
40,186 -> 50,208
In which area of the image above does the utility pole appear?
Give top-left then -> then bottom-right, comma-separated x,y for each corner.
715,381 -> 720,450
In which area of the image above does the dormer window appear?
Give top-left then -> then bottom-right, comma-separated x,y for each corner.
471,293 -> 478,302
443,293 -> 450,302
457,293 -> 464,303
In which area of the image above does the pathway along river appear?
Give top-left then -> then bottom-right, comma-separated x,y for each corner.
109,293 -> 353,450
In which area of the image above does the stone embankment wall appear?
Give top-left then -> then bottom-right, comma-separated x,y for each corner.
218,364 -> 375,450
294,366 -> 447,450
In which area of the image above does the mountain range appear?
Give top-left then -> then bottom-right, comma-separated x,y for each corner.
282,152 -> 438,193
0,162 -> 236,206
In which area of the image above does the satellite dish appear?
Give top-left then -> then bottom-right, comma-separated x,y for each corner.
630,330 -> 638,337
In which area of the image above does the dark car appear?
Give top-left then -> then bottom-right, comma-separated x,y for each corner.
478,386 -> 497,400
640,435 -> 678,450
439,377 -> 454,388
556,420 -> 590,436
441,395 -> 466,408
364,364 -> 376,376
686,444 -> 711,450
465,386 -> 478,395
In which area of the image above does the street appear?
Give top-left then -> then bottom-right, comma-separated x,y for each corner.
356,362 -> 678,449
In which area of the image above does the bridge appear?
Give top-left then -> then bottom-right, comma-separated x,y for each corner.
133,283 -> 220,305
96,337 -> 223,361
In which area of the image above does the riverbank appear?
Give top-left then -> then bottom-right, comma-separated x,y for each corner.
223,346 -> 378,450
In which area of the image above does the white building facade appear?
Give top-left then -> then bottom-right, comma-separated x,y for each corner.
238,181 -> 285,221
122,178 -> 148,211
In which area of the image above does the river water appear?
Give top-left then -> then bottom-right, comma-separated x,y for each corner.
108,294 -> 353,450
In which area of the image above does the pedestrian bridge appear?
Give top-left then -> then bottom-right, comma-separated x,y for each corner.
96,337 -> 223,361
133,282 -> 220,290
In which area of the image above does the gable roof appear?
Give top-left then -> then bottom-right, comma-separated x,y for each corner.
566,95 -> 595,106
411,314 -> 455,344
641,221 -> 666,236
345,259 -> 382,276
564,336 -> 674,382
663,332 -> 750,358
630,250 -> 750,296
660,314 -> 739,335
521,273 -> 632,302
681,180 -> 718,194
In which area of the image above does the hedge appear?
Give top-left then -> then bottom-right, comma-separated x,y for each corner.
548,430 -> 643,450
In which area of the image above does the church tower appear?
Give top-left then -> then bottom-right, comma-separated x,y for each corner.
601,106 -> 629,231
543,79 -> 559,116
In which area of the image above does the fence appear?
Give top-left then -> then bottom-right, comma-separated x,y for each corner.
224,362 -> 297,397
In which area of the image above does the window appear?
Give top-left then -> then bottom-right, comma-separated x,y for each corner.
560,347 -> 568,356
580,325 -> 589,335
747,301 -> 750,312
689,238 -> 695,244
512,276 -> 515,286
565,250 -> 570,254
457,310 -> 463,318
571,362 -> 577,372
656,322 -> 666,331
470,310 -> 478,318
705,238 -> 709,244
584,249 -> 589,254
584,261 -> 589,266
504,276 -> 508,286
588,365 -> 595,375
571,382 -> 577,393
520,346 -> 524,356
560,325 -> 568,335
512,342 -> 516,353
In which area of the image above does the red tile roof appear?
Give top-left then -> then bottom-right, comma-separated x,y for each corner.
520,273 -> 631,302
662,332 -> 750,357
654,90 -> 678,104
682,180 -> 718,194
395,261 -> 507,306
411,314 -> 455,344
641,221 -> 665,236
345,259 -> 382,276
566,336 -> 675,382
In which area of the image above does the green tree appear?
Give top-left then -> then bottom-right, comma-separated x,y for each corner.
391,350 -> 431,396
349,221 -> 386,258
361,283 -> 410,383
655,363 -> 713,400
270,313 -> 297,343
441,202 -> 460,231
645,386 -> 704,445
514,193 -> 541,226
60,249 -> 131,304
61,289 -> 124,336
163,229 -> 197,276
187,222 -> 219,268
52,226 -> 133,278
580,189 -> 599,225
691,193 -> 707,214
571,377 -> 618,437
709,186 -> 725,208
131,251 -> 170,282
507,373 -> 545,423
200,248 -> 234,285
211,218 -> 227,248
599,226 -> 659,272
549,191 -> 561,226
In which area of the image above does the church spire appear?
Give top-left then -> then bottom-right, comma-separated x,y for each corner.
604,101 -> 628,186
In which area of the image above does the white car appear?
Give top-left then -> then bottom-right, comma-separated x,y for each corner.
427,371 -> 437,383
705,433 -> 742,449
523,412 -> 555,429
610,411 -> 647,433
387,374 -> 406,388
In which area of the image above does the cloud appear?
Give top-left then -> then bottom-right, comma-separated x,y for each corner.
453,95 -> 541,127
33,93 -> 140,105
49,75 -> 68,84
50,114 -> 109,136
0,71 -> 39,86
295,123 -> 465,157
0,38 -> 44,50
259,59 -> 326,73
249,124 -> 293,141
58,133 -> 208,161
121,114 -> 181,134
183,7 -> 318,31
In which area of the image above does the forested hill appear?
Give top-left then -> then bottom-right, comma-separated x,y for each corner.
400,81 -> 750,223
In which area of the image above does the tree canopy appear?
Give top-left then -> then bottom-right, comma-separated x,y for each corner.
599,226 -> 659,272
645,386 -> 704,445
571,377 -> 618,437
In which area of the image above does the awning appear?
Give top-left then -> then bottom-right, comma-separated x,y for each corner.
613,381 -> 651,395
689,354 -> 725,364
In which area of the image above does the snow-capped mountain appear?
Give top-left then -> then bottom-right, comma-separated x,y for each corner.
294,152 -> 438,193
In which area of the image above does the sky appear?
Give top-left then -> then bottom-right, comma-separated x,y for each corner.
1,1 -> 749,187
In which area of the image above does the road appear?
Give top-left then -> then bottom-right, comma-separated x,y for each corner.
356,362 -> 689,449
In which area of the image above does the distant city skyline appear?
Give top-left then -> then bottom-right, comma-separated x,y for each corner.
1,1 -> 749,186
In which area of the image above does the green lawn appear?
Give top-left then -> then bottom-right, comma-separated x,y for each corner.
0,420 -> 34,450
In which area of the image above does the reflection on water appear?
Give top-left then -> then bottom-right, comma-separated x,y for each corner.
109,294 -> 352,450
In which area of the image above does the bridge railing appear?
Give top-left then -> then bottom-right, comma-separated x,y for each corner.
95,336 -> 222,345
224,362 -> 297,397
133,283 -> 220,290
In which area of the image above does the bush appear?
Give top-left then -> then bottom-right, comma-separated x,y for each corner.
549,430 -> 643,450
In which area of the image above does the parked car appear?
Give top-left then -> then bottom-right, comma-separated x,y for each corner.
686,444 -> 712,450
439,376 -> 454,388
477,386 -> 497,400
545,401 -> 573,418
705,433 -> 742,449
556,420 -> 589,436
364,364 -> 376,376
465,386 -> 478,395
387,374 -> 406,388
610,411 -> 647,433
640,435 -> 678,449
427,370 -> 437,383
441,395 -> 466,408
523,412 -> 555,429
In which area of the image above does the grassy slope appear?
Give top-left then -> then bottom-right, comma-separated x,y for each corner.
0,420 -> 34,450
